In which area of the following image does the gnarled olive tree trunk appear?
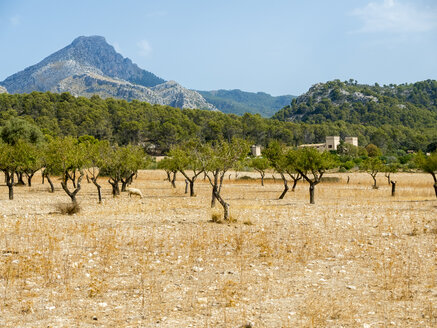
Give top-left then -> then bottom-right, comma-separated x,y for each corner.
61,171 -> 84,204
4,170 -> 15,200
278,173 -> 289,199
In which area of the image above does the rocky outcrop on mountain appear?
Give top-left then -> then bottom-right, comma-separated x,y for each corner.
54,75 -> 216,110
0,86 -> 7,94
295,82 -> 378,106
0,36 -> 216,110
152,81 -> 216,110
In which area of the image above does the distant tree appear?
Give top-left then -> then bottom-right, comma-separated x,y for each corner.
415,151 -> 437,198
383,162 -> 400,185
295,148 -> 336,204
0,117 -> 43,145
41,137 -> 58,193
337,141 -> 359,157
45,137 -> 87,204
0,141 -> 18,199
81,137 -> 110,203
263,141 -> 289,199
157,157 -> 178,188
360,157 -> 384,189
284,148 -> 302,192
120,145 -> 150,192
384,162 -> 400,196
200,138 -> 250,221
15,141 -> 43,187
249,156 -> 270,186
168,140 -> 204,196
365,144 -> 382,157
103,145 -> 149,197
0,118 -> 44,186
263,141 -> 301,199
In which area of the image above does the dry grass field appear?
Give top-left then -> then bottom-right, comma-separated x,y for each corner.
0,170 -> 435,327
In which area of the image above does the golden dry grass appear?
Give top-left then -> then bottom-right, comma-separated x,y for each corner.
0,170 -> 436,327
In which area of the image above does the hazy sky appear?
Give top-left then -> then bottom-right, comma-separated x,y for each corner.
1,0 -> 436,95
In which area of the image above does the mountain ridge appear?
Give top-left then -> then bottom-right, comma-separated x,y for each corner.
0,36 -> 216,111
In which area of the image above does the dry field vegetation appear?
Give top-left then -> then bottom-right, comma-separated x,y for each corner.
0,170 -> 436,327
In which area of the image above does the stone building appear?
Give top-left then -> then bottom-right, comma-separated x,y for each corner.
298,136 -> 358,152
251,145 -> 262,157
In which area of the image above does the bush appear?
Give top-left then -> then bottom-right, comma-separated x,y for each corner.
238,176 -> 254,180
57,202 -> 81,215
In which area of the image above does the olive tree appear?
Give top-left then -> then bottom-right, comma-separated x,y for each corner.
17,141 -> 43,187
0,117 -> 44,191
249,156 -> 270,186
157,157 -> 178,188
263,141 -> 301,199
0,141 -> 18,200
104,145 -> 149,197
45,137 -> 87,204
81,137 -> 111,203
168,140 -> 204,196
360,157 -> 384,189
384,162 -> 400,196
200,138 -> 250,221
415,151 -> 437,197
295,147 -> 336,204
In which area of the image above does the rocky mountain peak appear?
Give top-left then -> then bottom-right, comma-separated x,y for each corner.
0,36 -> 216,111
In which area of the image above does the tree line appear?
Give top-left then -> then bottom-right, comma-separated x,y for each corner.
1,117 -> 436,221
0,91 -> 435,154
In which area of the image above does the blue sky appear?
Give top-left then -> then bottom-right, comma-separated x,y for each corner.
1,0 -> 436,95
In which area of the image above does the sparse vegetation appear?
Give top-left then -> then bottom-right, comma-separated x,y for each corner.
0,170 -> 435,327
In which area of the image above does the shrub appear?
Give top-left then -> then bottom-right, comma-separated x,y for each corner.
57,202 -> 81,215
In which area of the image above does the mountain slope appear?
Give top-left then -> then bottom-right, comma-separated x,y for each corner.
273,79 -> 437,129
198,89 -> 295,117
0,36 -> 215,110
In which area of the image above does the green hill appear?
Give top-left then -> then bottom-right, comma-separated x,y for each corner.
273,79 -> 437,129
198,89 -> 295,117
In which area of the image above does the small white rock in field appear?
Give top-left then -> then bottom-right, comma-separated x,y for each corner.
192,266 -> 204,272
347,285 -> 357,290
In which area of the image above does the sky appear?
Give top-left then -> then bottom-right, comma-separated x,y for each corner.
0,0 -> 436,96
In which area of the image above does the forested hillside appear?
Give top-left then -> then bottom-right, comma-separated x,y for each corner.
273,79 -> 437,130
0,91 -> 435,154
198,89 -> 294,117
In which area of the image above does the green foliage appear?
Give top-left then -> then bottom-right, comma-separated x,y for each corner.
295,148 -> 337,177
167,140 -> 204,173
273,79 -> 437,129
360,157 -> 384,173
101,144 -> 150,181
0,90 -> 435,153
262,141 -> 287,173
249,156 -> 270,172
365,144 -> 382,157
384,162 -> 400,174
415,152 -> 437,175
0,141 -> 16,171
0,117 -> 43,145
201,138 -> 251,173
